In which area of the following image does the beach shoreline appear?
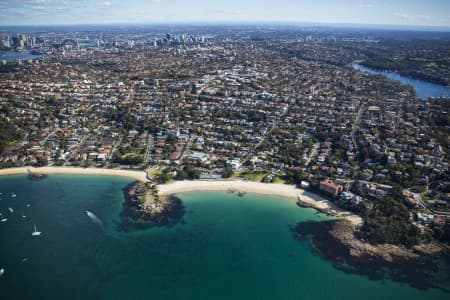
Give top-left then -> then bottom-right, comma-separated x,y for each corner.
0,166 -> 148,182
158,179 -> 363,226
0,167 -> 361,225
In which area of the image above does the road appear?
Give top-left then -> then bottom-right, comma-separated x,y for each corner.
144,135 -> 154,163
351,102 -> 366,153
245,107 -> 287,162
179,135 -> 195,161
304,143 -> 320,166
347,102 -> 366,190
40,128 -> 62,146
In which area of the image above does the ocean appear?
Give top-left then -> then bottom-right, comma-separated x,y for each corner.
0,175 -> 448,299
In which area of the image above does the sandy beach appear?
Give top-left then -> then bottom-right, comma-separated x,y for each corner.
159,180 -> 363,226
0,166 -> 148,182
0,167 -> 361,225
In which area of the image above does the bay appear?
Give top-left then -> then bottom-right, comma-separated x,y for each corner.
0,50 -> 43,62
352,63 -> 450,99
0,175 -> 448,299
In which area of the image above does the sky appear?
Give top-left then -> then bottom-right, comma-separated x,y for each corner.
0,0 -> 449,28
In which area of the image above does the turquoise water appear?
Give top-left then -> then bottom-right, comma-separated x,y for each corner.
0,175 -> 448,299
352,63 -> 450,99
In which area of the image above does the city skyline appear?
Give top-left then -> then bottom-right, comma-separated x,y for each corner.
0,0 -> 449,29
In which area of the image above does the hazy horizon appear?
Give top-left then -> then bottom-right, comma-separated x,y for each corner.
0,21 -> 449,34
0,0 -> 449,29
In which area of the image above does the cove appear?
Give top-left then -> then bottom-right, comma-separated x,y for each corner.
352,63 -> 450,99
0,175 -> 449,299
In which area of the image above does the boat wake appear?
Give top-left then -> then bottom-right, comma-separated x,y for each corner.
85,211 -> 103,228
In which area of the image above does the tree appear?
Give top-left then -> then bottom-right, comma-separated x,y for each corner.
155,168 -> 173,183
222,166 -> 234,178
34,157 -> 48,167
0,117 -> 22,154
54,159 -> 65,166
183,165 -> 200,180
356,197 -> 420,246
175,168 -> 188,180
114,153 -> 143,165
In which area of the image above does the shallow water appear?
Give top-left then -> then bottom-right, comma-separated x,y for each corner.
0,175 -> 448,299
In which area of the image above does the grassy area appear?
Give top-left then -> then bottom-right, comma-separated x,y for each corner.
148,167 -> 164,178
3,140 -> 19,152
230,171 -> 242,179
147,168 -> 176,184
240,172 -> 268,182
273,176 -> 288,184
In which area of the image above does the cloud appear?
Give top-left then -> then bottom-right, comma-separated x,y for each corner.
359,4 -> 374,8
395,12 -> 432,23
210,9 -> 244,17
103,1 -> 112,6
10,0 -> 52,4
21,0 -> 51,3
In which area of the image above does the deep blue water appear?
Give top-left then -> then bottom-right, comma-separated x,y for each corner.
352,63 -> 450,99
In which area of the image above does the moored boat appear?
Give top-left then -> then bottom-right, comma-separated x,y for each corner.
32,224 -> 42,236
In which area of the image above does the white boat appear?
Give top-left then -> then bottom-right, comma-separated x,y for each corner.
32,224 -> 41,236
1,218 -> 7,222
26,204 -> 31,208
0,268 -> 4,277
11,193 -> 16,198
8,207 -> 13,213
85,211 -> 102,225
22,214 -> 26,218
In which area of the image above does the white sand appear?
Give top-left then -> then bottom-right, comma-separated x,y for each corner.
0,167 -> 362,225
0,167 -> 147,182
159,180 -> 363,226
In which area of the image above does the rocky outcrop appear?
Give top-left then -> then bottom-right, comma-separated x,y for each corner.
330,219 -> 449,262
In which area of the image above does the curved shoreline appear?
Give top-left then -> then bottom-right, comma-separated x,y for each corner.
0,166 -> 148,182
158,180 -> 363,226
0,167 -> 361,225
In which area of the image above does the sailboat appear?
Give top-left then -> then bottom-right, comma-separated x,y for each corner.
0,268 -> 4,277
8,207 -> 13,213
32,224 -> 41,236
